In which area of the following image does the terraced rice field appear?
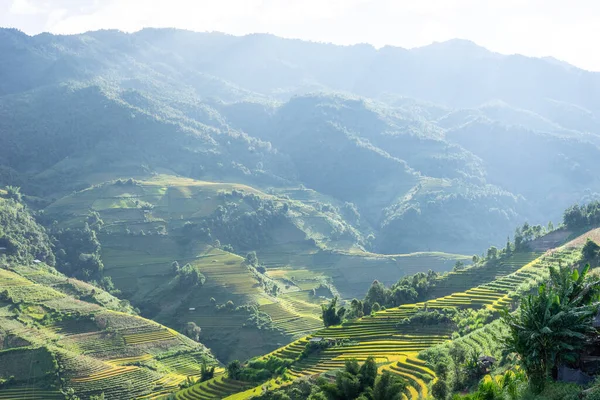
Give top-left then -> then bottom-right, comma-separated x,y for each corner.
175,375 -> 253,400
0,263 -> 219,400
202,249 -> 579,400
259,297 -> 323,335
137,373 -> 188,399
69,331 -> 126,354
159,352 -> 218,377
0,269 -> 34,287
0,269 -> 65,303
0,387 -> 64,400
69,365 -> 161,399
122,328 -> 177,345
426,252 -> 542,299
190,250 -> 261,296
106,353 -> 154,365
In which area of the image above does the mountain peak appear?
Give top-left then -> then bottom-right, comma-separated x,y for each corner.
414,38 -> 495,58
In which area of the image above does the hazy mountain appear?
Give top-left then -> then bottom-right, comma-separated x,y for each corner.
1,26 -> 600,255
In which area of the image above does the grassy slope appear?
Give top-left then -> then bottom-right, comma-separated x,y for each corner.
45,175 -> 470,362
45,175 -> 338,361
0,263 -> 218,400
177,229 -> 595,400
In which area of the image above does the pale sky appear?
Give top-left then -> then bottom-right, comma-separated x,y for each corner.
1,0 -> 599,71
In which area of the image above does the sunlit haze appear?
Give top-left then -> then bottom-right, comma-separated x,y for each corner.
2,0 -> 599,71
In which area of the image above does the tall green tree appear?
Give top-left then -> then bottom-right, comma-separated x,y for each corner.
227,360 -> 242,380
358,356 -> 378,391
502,264 -> 600,391
582,238 -> 600,265
372,370 -> 405,400
321,296 -> 346,327
365,280 -> 387,306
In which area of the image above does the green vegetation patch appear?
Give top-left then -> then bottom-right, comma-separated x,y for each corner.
0,347 -> 57,384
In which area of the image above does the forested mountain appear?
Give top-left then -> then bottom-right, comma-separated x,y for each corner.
2,27 -> 600,255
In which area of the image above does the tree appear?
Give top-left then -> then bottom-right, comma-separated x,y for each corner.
53,223 -> 102,276
448,343 -> 467,389
358,356 -> 378,390
548,263 -> 600,309
563,204 -> 587,229
390,286 -> 418,307
372,370 -> 405,400
547,221 -> 554,232
178,264 -> 206,287
431,379 -> 448,400
472,255 -> 479,264
87,211 -> 104,230
502,264 -> 600,392
335,368 -> 361,399
371,302 -> 381,313
582,238 -> 600,264
77,252 -> 104,275
227,360 -> 242,380
61,388 -> 80,400
200,362 -> 215,382
486,246 -> 498,259
434,361 -> 449,381
321,297 -> 346,327
349,299 -> 364,319
365,280 -> 387,306
453,261 -> 465,271
184,321 -> 201,342
245,251 -> 258,266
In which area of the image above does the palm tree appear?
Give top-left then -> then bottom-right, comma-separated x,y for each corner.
502,264 -> 599,391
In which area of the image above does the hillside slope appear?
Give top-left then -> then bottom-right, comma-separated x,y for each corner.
42,176 -> 468,361
0,195 -> 219,399
0,262 -> 220,400
1,28 -> 599,255
180,229 -> 593,400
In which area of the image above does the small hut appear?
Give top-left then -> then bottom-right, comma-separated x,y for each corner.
478,356 -> 496,373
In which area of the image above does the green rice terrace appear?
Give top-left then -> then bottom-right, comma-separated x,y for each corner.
0,264 -> 218,400
1,184 -> 598,399
43,175 -> 468,362
174,237 -> 587,400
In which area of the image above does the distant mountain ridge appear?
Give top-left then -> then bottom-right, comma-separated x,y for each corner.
1,27 -> 599,256
2,28 -> 599,107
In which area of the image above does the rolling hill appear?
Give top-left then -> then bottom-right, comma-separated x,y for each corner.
42,175 -> 467,362
0,195 -> 220,399
177,229 -> 594,400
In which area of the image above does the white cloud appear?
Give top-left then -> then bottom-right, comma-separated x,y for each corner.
4,0 -> 600,71
9,0 -> 42,15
